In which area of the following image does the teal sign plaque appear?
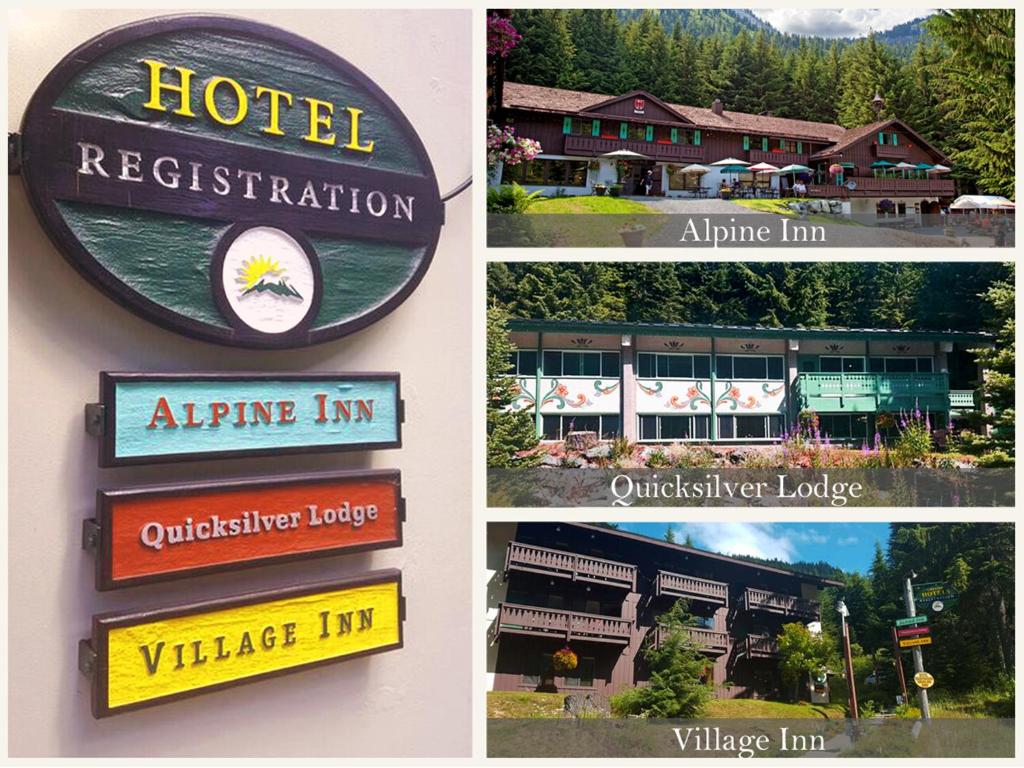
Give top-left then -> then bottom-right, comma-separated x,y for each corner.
91,372 -> 402,466
19,16 -> 443,348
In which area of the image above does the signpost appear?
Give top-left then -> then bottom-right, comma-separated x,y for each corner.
80,570 -> 404,718
895,615 -> 927,627
85,470 -> 404,589
89,372 -> 402,466
17,16 -> 445,348
903,576 -> 932,720
896,626 -> 931,638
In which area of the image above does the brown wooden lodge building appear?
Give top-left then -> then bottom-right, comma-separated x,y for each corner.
494,81 -> 956,219
487,522 -> 843,700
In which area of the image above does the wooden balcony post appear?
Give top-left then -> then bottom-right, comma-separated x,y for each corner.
534,332 -> 543,438
710,336 -> 718,440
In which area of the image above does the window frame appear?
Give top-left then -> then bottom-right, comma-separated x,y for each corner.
716,354 -> 786,382
500,158 -> 591,188
542,414 -> 621,441
637,414 -> 711,442
637,352 -> 712,380
542,349 -> 621,378
716,414 -> 784,441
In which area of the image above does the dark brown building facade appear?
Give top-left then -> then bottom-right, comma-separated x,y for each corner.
494,82 -> 954,216
487,522 -> 843,700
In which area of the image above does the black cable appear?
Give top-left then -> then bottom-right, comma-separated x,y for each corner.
441,175 -> 472,202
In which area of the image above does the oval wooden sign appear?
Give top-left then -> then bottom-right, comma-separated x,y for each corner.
89,470 -> 404,590
82,570 -> 403,717
19,15 -> 443,348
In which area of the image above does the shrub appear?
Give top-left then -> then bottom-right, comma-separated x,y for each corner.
977,450 -> 1014,467
891,406 -> 933,466
609,436 -> 635,463
646,448 -> 671,468
486,183 -> 544,213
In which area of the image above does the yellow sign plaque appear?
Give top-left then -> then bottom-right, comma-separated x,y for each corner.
914,671 -> 935,689
899,636 -> 933,648
82,570 -> 403,717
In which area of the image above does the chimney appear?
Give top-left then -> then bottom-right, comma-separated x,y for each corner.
711,98 -> 724,116
871,91 -> 885,117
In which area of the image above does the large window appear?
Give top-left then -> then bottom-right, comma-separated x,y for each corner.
507,350 -> 539,376
819,356 -> 865,373
637,352 -> 712,379
868,357 -> 935,373
522,652 -> 553,687
818,414 -> 870,441
501,159 -> 589,187
717,414 -> 783,440
564,657 -> 596,688
716,354 -> 785,381
629,123 -> 649,141
638,414 -> 710,441
543,350 -> 620,378
668,169 -> 704,191
542,414 -> 620,441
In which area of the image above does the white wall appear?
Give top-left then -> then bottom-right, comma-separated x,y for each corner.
7,9 -> 471,758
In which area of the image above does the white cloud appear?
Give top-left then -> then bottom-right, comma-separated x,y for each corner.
752,9 -> 931,39
788,528 -> 829,545
682,523 -> 798,562
837,536 -> 859,546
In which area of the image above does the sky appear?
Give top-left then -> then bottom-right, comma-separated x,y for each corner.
751,9 -> 931,38
617,522 -> 889,574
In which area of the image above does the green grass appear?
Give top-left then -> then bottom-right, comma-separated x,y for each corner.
898,688 -> 1014,719
488,692 -> 567,719
525,196 -> 657,215
487,691 -> 847,720
732,197 -> 862,227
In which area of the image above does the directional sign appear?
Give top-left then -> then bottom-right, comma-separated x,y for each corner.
81,570 -> 403,717
91,371 -> 402,466
896,626 -> 931,638
914,672 -> 935,689
915,583 -> 957,602
895,615 -> 928,627
87,470 -> 404,589
19,16 -> 443,348
899,636 -> 933,648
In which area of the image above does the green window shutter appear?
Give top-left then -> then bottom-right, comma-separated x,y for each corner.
619,122 -> 628,140
797,141 -> 803,154
562,117 -> 572,135
743,135 -> 749,150
670,128 -> 678,144
877,131 -> 886,145
779,138 -> 786,150
693,129 -> 701,145
761,137 -> 769,151
645,125 -> 654,142
891,132 -> 898,145
592,119 -> 601,137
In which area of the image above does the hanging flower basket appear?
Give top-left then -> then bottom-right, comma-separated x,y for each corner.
552,645 -> 578,673
828,163 -> 844,176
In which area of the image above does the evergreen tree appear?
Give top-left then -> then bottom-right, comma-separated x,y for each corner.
486,306 -> 540,468
505,10 -> 580,89
567,9 -> 622,94
610,600 -> 712,717
836,35 -> 903,126
867,263 -> 926,328
967,264 -> 1015,460
664,524 -> 677,543
664,23 -> 701,105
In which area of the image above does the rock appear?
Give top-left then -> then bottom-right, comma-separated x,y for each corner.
573,456 -> 590,468
728,448 -> 750,465
565,431 -> 599,452
541,454 -> 562,467
564,693 -> 610,719
585,444 -> 612,459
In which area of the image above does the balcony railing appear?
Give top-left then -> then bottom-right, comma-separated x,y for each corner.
874,143 -> 911,160
796,372 -> 951,413
506,541 -> 637,590
949,390 -> 979,410
494,602 -> 632,645
654,570 -> 729,605
564,135 -> 706,163
650,624 -> 728,655
745,634 -> 781,658
744,588 -> 819,620
748,149 -> 808,166
806,177 -> 955,198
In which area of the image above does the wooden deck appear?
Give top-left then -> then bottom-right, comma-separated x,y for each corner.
505,541 -> 637,590
493,602 -> 632,645
654,569 -> 729,605
743,587 -> 819,620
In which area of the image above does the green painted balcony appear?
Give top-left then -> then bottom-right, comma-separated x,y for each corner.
949,389 -> 980,411
795,372 -> 951,414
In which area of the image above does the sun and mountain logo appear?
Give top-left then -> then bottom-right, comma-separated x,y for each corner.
236,254 -> 303,301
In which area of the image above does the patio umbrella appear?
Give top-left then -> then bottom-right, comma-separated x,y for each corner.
679,163 -> 710,174
599,148 -> 649,160
747,162 -> 780,173
711,157 -> 750,167
949,195 -> 1014,210
928,164 -> 951,174
870,159 -> 895,178
894,161 -> 917,179
777,163 -> 812,190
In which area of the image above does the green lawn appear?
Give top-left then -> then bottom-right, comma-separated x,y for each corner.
732,197 -> 862,227
487,691 -> 846,720
525,196 -> 657,215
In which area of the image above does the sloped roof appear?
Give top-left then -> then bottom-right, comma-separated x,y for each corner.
503,82 -> 847,142
809,119 -> 895,159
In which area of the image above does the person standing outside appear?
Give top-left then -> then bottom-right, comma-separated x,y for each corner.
643,168 -> 654,196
